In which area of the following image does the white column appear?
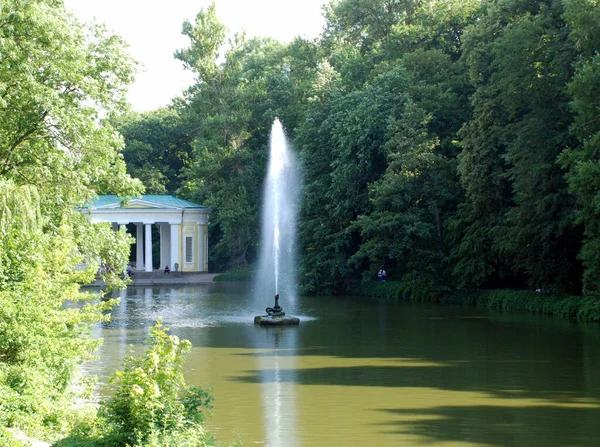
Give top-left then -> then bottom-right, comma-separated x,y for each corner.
204,226 -> 208,272
144,223 -> 153,272
170,224 -> 180,272
119,224 -> 128,273
198,224 -> 205,272
136,223 -> 144,270
159,224 -> 171,269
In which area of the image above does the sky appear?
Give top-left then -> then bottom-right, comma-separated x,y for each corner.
63,0 -> 329,112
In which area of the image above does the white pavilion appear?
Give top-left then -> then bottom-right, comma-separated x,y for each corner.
81,195 -> 209,273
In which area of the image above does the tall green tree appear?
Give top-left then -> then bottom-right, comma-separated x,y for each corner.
115,108 -> 194,194
0,0 -> 140,428
456,0 -> 581,292
176,4 -> 320,269
560,0 -> 600,293
166,0 -> 593,298
298,66 -> 417,292
297,0 -> 476,293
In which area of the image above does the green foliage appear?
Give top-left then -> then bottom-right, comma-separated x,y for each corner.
349,279 -> 449,302
123,0 -> 600,300
53,321 -> 217,447
100,320 -> 212,446
115,108 -> 194,195
441,289 -> 600,321
174,2 -> 226,84
213,265 -> 255,282
455,0 -> 581,292
349,281 -> 408,301
0,0 -> 141,439
353,283 -> 600,321
559,0 -> 600,293
0,0 -> 142,202
0,428 -> 27,447
297,0 -> 476,294
349,99 -> 452,289
175,4 -> 312,270
0,173 -> 123,434
101,320 -> 213,446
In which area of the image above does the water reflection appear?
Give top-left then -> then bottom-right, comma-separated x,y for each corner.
256,328 -> 299,447
83,285 -> 600,446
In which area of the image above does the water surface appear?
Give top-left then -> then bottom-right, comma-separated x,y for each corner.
86,285 -> 600,446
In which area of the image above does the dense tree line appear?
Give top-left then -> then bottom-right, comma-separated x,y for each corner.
0,0 -> 141,437
0,2 -> 220,445
118,0 -> 600,298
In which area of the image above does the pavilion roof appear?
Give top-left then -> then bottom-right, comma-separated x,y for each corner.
87,195 -> 206,210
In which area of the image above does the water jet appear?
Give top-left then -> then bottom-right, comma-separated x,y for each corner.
254,119 -> 300,326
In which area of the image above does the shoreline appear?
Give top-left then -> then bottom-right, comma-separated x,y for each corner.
85,272 -> 218,287
349,281 -> 600,322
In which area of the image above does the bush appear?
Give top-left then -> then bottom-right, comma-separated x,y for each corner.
352,281 -> 600,322
101,320 -> 214,446
348,281 -> 405,300
578,295 -> 600,321
213,265 -> 254,282
440,290 -> 600,321
0,428 -> 27,447
55,320 -> 237,447
348,280 -> 448,302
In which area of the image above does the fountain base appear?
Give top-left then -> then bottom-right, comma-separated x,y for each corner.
254,314 -> 300,326
254,293 -> 300,325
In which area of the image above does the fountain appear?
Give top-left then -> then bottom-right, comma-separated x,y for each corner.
254,119 -> 300,326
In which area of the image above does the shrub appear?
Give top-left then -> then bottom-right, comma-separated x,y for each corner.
0,428 -> 27,447
213,265 -> 254,282
352,281 -> 600,322
101,320 -> 214,446
348,280 -> 448,302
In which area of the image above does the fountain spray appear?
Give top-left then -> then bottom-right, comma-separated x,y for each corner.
254,119 -> 300,325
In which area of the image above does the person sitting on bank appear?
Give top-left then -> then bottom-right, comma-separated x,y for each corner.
164,265 -> 170,274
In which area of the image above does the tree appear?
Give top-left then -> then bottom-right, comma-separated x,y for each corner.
297,0 -> 475,293
455,0 -> 582,292
0,0 -> 139,203
0,0 -> 141,429
350,101 -> 454,297
115,108 -> 194,194
559,0 -> 600,293
297,66 -> 415,292
175,4 -> 320,269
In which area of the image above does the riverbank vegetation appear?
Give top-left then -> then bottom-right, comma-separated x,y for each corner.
213,265 -> 255,282
349,282 -> 600,321
55,321 -> 216,447
121,0 -> 600,304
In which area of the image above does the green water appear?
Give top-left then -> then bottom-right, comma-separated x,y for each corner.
85,285 -> 600,446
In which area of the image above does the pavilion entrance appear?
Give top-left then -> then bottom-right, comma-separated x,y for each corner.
82,195 -> 209,273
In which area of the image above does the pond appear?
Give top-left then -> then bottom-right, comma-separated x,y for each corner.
85,284 -> 600,446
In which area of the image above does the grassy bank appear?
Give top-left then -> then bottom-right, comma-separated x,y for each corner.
349,281 -> 600,321
213,266 -> 254,283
